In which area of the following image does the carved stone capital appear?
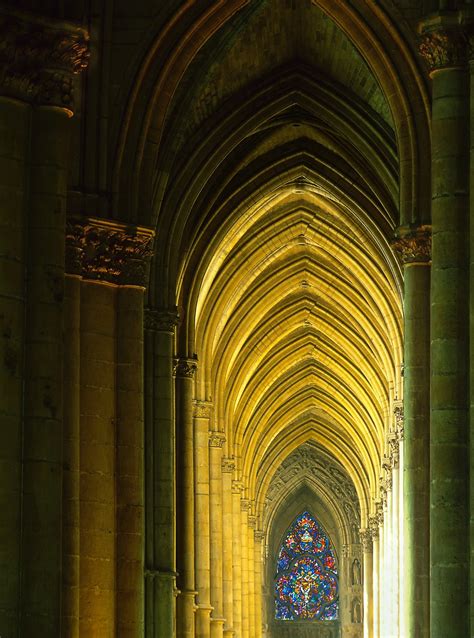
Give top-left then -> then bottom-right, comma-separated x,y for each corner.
419,20 -> 468,72
394,402 -> 404,441
0,8 -> 89,112
144,308 -> 179,333
375,501 -> 384,527
193,400 -> 212,419
368,515 -> 379,540
174,357 -> 197,378
389,433 -> 400,469
221,457 -> 235,473
66,216 -> 155,285
209,431 -> 225,448
342,544 -> 350,559
359,528 -> 373,553
248,515 -> 257,529
232,480 -> 244,494
241,498 -> 250,513
254,530 -> 265,543
391,225 -> 431,265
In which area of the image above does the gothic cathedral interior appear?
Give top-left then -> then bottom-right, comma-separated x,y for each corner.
0,0 -> 472,637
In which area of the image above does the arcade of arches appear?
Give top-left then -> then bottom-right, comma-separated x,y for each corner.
0,0 -> 473,637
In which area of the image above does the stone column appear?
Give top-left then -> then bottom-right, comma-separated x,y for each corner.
420,20 -> 470,638
231,482 -> 243,637
369,520 -> 379,638
360,530 -> 373,638
62,274 -> 81,637
391,461 -> 400,637
176,358 -> 198,638
194,401 -> 213,638
254,530 -> 265,638
240,498 -> 250,638
116,286 -> 145,637
209,431 -> 226,638
392,226 -> 431,638
0,94 -> 30,637
470,30 -> 474,636
221,458 -> 235,638
67,218 -> 153,638
144,308 -> 179,637
247,515 -> 256,637
79,280 -> 117,637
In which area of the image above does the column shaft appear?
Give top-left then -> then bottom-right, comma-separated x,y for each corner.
0,97 -> 29,635
254,532 -> 263,638
116,286 -> 145,636
221,463 -> 234,637
194,405 -> 212,638
240,502 -> 249,638
21,106 -> 70,635
247,523 -> 255,636
362,541 -> 373,638
209,435 -> 225,638
231,487 -> 243,637
372,533 -> 379,638
79,281 -> 117,637
176,360 -> 197,638
404,264 -> 430,638
431,65 -> 469,638
62,275 -> 81,637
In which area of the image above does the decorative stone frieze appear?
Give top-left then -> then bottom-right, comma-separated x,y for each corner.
359,528 -> 373,553
174,357 -> 198,378
209,431 -> 225,447
391,225 -> 432,265
66,216 -> 155,285
389,433 -> 400,469
144,308 -> 179,333
0,8 -> 89,111
394,402 -> 404,441
232,480 -> 244,494
221,457 -> 235,473
193,400 -> 212,419
419,25 -> 468,72
368,515 -> 379,541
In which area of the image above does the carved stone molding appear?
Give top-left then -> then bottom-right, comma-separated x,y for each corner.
394,402 -> 404,441
221,457 -> 235,473
391,225 -> 431,265
144,308 -> 179,333
66,216 -> 155,285
359,528 -> 373,553
174,357 -> 197,378
419,23 -> 468,72
389,433 -> 400,469
248,515 -> 257,530
209,430 -> 226,448
0,8 -> 89,111
368,515 -> 379,541
193,400 -> 212,419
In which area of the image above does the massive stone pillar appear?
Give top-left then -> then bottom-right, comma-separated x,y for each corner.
145,308 -> 179,637
360,530 -> 373,638
231,482 -> 243,637
176,358 -> 198,638
419,19 -> 470,638
393,225 -> 431,638
0,93 -> 30,637
194,401 -> 213,638
209,432 -> 226,638
67,218 -> 153,638
221,458 -> 235,638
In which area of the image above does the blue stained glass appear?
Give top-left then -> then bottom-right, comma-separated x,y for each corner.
274,511 -> 339,621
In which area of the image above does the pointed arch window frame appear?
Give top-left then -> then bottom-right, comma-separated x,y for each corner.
274,510 -> 339,621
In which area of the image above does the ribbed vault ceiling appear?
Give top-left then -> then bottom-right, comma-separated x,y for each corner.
168,0 -> 404,529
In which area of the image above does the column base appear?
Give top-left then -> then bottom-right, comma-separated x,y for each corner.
196,604 -> 213,638
177,590 -> 198,638
210,617 -> 225,638
150,570 -> 177,638
223,628 -> 235,638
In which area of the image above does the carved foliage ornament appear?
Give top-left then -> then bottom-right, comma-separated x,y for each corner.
221,457 -> 235,473
144,308 -> 179,332
0,10 -> 89,110
209,430 -> 226,448
66,217 -> 155,286
359,528 -> 373,553
391,225 -> 431,265
419,27 -> 468,72
174,357 -> 197,378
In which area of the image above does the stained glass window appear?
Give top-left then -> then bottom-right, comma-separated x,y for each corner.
274,511 -> 338,620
